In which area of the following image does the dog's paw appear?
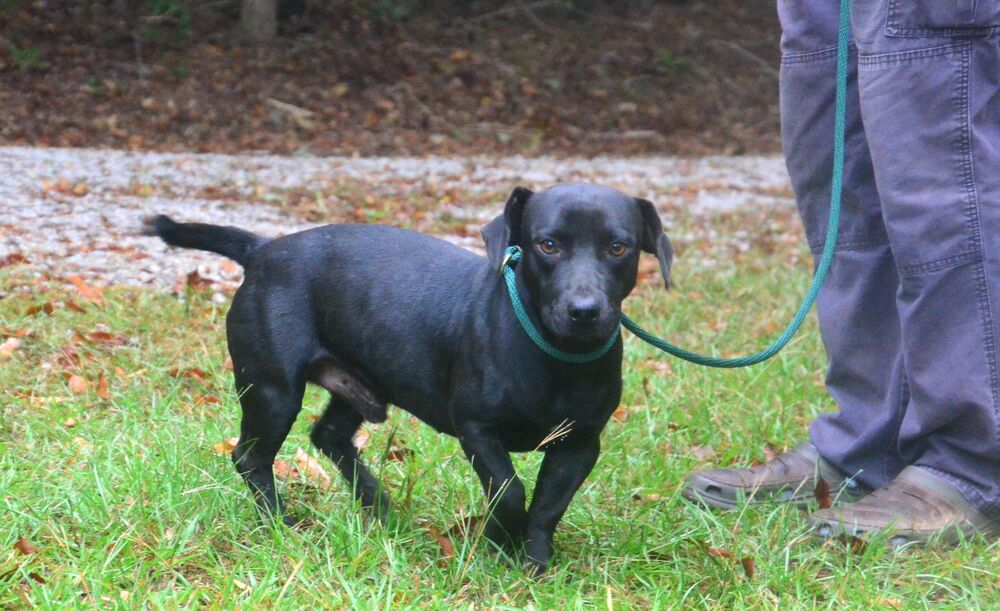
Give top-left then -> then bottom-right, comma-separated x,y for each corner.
523,540 -> 553,578
524,557 -> 549,578
484,522 -> 524,552
359,490 -> 393,525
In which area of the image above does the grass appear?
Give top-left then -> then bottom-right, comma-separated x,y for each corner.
2,238 -> 998,609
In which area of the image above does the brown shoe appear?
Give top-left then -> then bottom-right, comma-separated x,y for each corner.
808,466 -> 1000,546
681,442 -> 870,510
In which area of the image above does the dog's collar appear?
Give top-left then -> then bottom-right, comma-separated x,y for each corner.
500,246 -> 620,363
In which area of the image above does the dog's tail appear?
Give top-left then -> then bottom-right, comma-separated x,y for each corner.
143,215 -> 268,268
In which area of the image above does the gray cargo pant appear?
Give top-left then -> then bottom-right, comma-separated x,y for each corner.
779,0 -> 1000,519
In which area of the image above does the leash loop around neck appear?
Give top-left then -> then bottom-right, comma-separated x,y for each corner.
500,0 -> 851,368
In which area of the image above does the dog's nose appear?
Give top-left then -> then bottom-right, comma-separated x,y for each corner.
567,297 -> 601,323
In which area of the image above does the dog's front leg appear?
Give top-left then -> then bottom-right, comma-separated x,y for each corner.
458,423 -> 528,548
524,432 -> 601,575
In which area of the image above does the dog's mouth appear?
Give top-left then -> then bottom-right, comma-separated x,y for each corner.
541,307 -> 621,352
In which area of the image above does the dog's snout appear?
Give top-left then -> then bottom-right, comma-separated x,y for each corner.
567,297 -> 601,323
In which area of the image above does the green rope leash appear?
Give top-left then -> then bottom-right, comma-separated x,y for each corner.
501,0 -> 851,367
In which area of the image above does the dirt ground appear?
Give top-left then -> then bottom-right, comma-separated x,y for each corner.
0,0 -> 781,157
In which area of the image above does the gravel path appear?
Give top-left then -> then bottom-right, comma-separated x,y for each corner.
0,146 -> 795,291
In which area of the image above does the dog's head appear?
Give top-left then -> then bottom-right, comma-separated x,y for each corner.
482,183 -> 673,350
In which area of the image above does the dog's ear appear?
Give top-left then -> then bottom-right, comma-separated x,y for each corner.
481,186 -> 533,270
635,197 -> 674,289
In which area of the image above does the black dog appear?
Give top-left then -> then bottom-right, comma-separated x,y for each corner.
145,183 -> 673,574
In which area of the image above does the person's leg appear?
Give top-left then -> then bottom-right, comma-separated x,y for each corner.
840,0 -> 1000,522
683,0 -> 906,508
779,0 -> 908,489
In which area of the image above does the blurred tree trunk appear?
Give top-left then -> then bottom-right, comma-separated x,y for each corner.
241,0 -> 277,44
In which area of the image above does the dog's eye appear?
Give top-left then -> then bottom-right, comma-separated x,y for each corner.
538,239 -> 559,255
609,241 -> 628,257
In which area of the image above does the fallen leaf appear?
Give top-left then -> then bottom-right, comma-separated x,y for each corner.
352,429 -> 370,449
14,536 -> 37,555
385,446 -> 414,462
691,444 -> 717,462
68,375 -> 88,394
222,356 -> 234,371
762,443 -> 778,463
26,302 -> 55,316
424,524 -> 454,566
272,459 -> 300,481
72,182 -> 89,196
0,337 -> 21,359
47,178 -> 71,194
84,331 -> 129,346
168,367 -> 208,382
213,437 -> 239,456
65,299 -> 87,313
815,478 -> 832,509
447,515 -> 483,540
186,270 -> 213,290
0,253 -> 28,268
632,492 -> 663,502
706,546 -> 734,559
56,347 -> 81,369
194,394 -> 221,405
67,275 -> 103,303
64,417 -> 77,428
294,447 -> 331,489
740,556 -> 756,580
612,406 -> 630,422
96,375 -> 109,400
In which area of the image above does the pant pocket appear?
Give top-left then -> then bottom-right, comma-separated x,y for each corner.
857,42 -> 978,271
887,0 -> 1000,37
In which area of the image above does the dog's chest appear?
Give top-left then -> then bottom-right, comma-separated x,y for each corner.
488,366 -> 621,443
493,385 -> 613,452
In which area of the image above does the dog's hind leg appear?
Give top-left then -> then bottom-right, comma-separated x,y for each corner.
231,381 -> 304,525
310,397 -> 392,521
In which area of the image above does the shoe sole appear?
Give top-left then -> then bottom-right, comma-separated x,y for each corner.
681,473 -> 818,511
808,514 -> 987,548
